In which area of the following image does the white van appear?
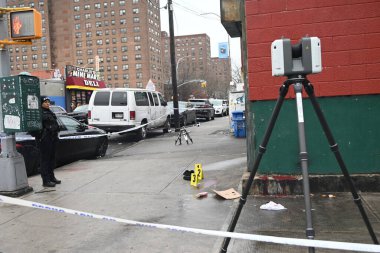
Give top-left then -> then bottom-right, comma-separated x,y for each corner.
87,88 -> 170,139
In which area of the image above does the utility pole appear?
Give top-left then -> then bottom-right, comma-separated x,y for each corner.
0,0 -> 33,196
168,0 -> 180,131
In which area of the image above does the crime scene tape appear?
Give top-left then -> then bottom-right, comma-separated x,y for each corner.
0,195 -> 379,252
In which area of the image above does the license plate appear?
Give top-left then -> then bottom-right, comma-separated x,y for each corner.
113,112 -> 124,119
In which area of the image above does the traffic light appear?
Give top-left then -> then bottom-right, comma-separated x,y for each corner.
201,81 -> 207,88
9,9 -> 42,40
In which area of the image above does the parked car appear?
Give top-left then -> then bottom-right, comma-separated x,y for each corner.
88,88 -> 170,140
188,98 -> 215,121
68,104 -> 89,124
210,99 -> 228,116
50,105 -> 67,116
0,115 -> 109,176
166,101 -> 197,126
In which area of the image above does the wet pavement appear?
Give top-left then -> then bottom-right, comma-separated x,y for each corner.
0,116 -> 379,253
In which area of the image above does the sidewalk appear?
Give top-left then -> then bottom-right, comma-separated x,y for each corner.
0,116 -> 379,253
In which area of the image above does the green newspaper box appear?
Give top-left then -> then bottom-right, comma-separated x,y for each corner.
0,75 -> 41,133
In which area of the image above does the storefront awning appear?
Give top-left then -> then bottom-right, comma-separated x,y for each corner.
66,76 -> 106,90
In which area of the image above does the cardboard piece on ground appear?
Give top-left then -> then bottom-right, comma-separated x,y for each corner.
213,188 -> 241,200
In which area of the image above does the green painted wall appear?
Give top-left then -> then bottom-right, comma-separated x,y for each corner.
250,95 -> 380,174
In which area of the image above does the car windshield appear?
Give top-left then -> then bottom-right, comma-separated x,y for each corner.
50,106 -> 66,113
212,100 -> 223,106
73,104 -> 88,113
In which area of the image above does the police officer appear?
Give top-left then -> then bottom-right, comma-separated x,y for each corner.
39,96 -> 61,187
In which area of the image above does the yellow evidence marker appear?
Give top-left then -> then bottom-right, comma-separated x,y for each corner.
194,163 -> 203,180
190,172 -> 198,187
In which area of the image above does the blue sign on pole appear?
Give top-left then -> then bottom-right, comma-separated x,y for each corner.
218,42 -> 229,59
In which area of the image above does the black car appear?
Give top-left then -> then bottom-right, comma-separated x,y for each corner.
0,115 -> 108,176
167,101 -> 197,126
68,104 -> 89,124
188,99 -> 215,121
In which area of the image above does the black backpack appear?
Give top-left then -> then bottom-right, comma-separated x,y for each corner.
28,129 -> 43,140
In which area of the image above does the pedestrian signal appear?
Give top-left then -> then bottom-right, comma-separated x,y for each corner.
10,9 -> 42,40
201,81 -> 207,88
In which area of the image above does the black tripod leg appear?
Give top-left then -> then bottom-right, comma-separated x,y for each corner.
303,81 -> 379,244
220,82 -> 291,253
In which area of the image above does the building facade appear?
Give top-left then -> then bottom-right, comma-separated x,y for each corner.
161,32 -> 231,100
236,0 -> 380,176
7,0 -> 163,92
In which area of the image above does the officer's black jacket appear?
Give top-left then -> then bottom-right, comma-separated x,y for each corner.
41,108 -> 59,140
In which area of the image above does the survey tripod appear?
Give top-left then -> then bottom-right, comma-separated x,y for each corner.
175,126 -> 193,145
220,76 -> 379,253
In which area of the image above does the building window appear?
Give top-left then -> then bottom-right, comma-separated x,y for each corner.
84,4 -> 90,10
119,0 -> 126,5
136,82 -> 143,88
113,47 -> 117,53
22,55 -> 28,61
32,63 -> 38,69
135,45 -> 141,51
121,46 -> 128,52
113,56 -> 118,62
120,19 -> 126,24
132,8 -> 139,14
74,6 -> 80,11
135,54 -> 141,60
120,28 -> 127,34
86,40 -> 93,46
76,50 -> 82,56
95,3 -> 101,9
86,31 -> 92,37
134,36 -> 141,42
122,65 -> 129,70
133,17 -> 139,23
114,65 -> 118,71
75,32 -> 81,38
97,48 -> 103,55
121,37 -> 127,43
87,49 -> 93,55
134,26 -> 140,32
95,12 -> 101,18
133,0 -> 139,4
120,10 -> 126,16
123,73 -> 129,79
42,54 -> 47,59
136,63 -> 142,69
75,24 -> 81,30
122,55 -> 128,61
112,38 -> 117,44
96,39 -> 103,45
85,13 -> 91,19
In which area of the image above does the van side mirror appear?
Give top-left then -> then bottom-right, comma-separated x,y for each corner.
162,101 -> 167,106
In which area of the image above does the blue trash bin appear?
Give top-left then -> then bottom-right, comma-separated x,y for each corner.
232,111 -> 244,120
233,119 -> 246,138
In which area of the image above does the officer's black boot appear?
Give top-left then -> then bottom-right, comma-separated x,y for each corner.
43,181 -> 56,187
51,177 -> 61,184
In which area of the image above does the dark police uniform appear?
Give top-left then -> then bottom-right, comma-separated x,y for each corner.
39,100 -> 60,187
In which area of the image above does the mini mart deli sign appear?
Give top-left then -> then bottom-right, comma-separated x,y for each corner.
65,65 -> 106,90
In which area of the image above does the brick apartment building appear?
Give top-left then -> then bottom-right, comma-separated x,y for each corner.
161,32 -> 231,100
7,0 -> 163,94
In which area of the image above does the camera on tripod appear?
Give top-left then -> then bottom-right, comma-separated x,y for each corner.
271,36 -> 322,77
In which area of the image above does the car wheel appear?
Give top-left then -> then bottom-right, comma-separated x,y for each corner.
95,137 -> 108,158
206,113 -> 211,121
163,118 -> 171,133
136,124 -> 147,140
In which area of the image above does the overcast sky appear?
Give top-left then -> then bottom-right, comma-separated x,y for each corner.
160,0 -> 241,69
